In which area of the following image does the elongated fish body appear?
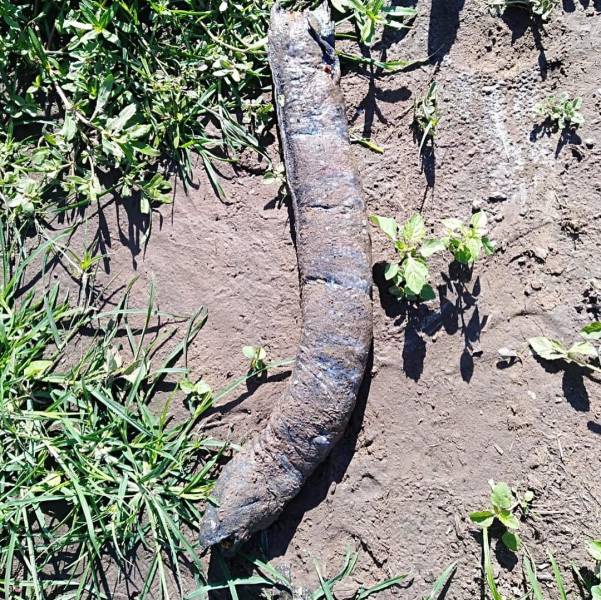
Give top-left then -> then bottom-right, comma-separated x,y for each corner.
198,4 -> 372,551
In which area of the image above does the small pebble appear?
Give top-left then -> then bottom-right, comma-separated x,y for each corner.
532,246 -> 548,261
585,138 -> 595,148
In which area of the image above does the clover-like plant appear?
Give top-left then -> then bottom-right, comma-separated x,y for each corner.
370,213 -> 445,301
529,321 -> 601,374
441,211 -> 495,265
331,0 -> 417,47
537,93 -> 584,131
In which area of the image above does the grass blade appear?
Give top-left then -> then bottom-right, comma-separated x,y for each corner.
425,561 -> 457,600
523,555 -> 544,600
549,551 -> 568,600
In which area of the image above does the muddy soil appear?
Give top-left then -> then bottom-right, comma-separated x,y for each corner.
90,0 -> 601,597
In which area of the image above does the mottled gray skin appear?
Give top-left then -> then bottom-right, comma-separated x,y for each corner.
198,4 -> 373,552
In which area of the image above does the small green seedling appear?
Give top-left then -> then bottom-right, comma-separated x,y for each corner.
413,82 -> 440,153
441,212 -> 495,265
487,0 -> 558,20
537,93 -> 584,131
180,378 -> 213,413
180,378 -> 212,398
529,321 -> 601,374
262,163 -> 286,187
370,213 -> 443,301
331,0 -> 417,46
243,345 -> 267,372
470,482 -> 534,600
470,481 -> 529,552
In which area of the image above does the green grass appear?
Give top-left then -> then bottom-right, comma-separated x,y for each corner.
0,0 -> 274,251
0,233 -> 227,597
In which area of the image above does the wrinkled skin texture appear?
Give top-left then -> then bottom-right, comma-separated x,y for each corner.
198,4 -> 372,551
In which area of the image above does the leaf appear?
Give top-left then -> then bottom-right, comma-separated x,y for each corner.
125,123 -> 152,140
24,360 -> 53,379
581,322 -> 601,340
592,585 -> 601,600
464,237 -> 483,263
419,284 -> 436,301
107,103 -> 137,133
402,214 -> 426,246
180,379 -> 197,394
528,337 -> 567,361
369,215 -> 397,240
587,540 -> 601,562
548,551 -> 568,600
482,236 -> 495,255
403,256 -> 428,295
61,112 -> 77,142
442,217 -> 462,231
420,238 -> 445,258
453,245 -> 472,264
357,574 -> 408,598
501,531 -> 521,552
469,510 -> 495,528
95,74 -> 114,115
242,346 -> 257,359
497,509 -> 519,530
359,16 -> 376,45
490,482 -> 515,511
424,562 -> 457,600
567,341 -> 597,358
384,262 -> 399,281
471,211 -> 488,232
523,556 -> 544,600
140,195 -> 150,214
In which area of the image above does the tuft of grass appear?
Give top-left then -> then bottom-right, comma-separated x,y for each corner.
0,0 -> 274,248
0,234 -> 224,597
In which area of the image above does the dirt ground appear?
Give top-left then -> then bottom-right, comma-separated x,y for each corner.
90,0 -> 601,597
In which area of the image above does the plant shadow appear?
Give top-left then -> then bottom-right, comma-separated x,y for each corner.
530,120 -> 583,158
500,10 -> 553,79
374,261 -> 488,382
